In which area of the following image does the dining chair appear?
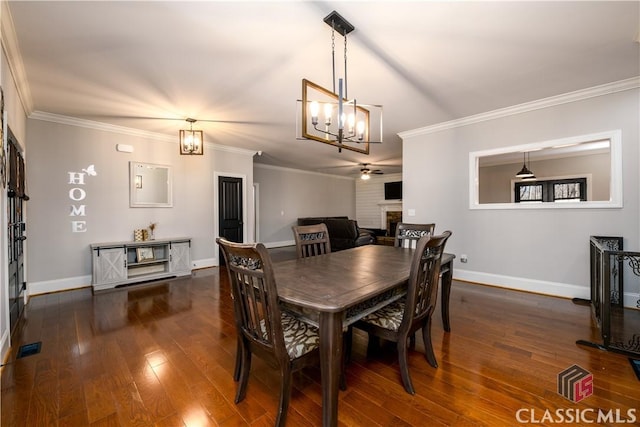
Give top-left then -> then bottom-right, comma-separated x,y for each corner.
394,222 -> 436,347
353,230 -> 452,395
394,222 -> 436,248
292,223 -> 331,258
216,237 -> 320,427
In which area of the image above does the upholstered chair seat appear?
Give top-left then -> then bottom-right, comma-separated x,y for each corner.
261,311 -> 320,359
359,299 -> 406,331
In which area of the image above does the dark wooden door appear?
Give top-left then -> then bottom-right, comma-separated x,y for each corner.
218,176 -> 243,243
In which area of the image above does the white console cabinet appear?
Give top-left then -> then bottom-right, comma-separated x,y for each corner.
91,237 -> 191,291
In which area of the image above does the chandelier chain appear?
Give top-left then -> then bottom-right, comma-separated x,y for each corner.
344,30 -> 348,99
331,22 -> 336,94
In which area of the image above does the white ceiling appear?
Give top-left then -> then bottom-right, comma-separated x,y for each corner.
5,1 -> 639,177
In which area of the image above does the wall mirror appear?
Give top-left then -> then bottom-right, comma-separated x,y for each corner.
130,162 -> 173,208
469,130 -> 622,209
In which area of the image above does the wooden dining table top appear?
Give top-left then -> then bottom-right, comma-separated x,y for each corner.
273,244 -> 453,312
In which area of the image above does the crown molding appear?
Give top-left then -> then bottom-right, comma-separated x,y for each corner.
254,162 -> 355,181
29,111 -> 256,156
398,76 -> 640,139
1,1 -> 33,114
211,143 -> 256,157
30,111 -> 175,141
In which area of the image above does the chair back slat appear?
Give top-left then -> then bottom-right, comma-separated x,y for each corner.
394,223 -> 435,249
292,224 -> 331,259
400,231 -> 452,332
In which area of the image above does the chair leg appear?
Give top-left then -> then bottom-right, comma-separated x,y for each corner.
233,336 -> 242,381
366,333 -> 380,356
345,327 -> 353,364
235,346 -> 252,404
409,332 -> 416,350
421,318 -> 438,368
397,337 -> 416,395
275,368 -> 293,427
340,328 -> 352,391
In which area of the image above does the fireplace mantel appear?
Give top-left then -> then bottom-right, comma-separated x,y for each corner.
378,200 -> 402,230
378,200 -> 402,206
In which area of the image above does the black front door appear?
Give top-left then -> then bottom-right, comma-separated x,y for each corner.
218,176 -> 243,243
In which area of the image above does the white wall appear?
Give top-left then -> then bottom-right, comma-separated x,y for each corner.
254,164 -> 355,246
25,117 -> 255,294
401,85 -> 639,306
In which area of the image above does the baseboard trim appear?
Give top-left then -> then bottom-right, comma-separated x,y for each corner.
623,293 -> 640,309
455,270 -> 639,309
193,258 -> 216,269
0,328 -> 10,368
28,275 -> 92,296
28,257 -> 216,295
454,269 -> 590,300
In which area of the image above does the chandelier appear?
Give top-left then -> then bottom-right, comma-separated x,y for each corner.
298,11 -> 383,154
179,118 -> 203,155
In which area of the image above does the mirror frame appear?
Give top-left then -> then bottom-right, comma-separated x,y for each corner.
469,130 -> 622,210
129,162 -> 173,208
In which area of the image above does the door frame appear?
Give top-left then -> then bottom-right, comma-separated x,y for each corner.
253,182 -> 260,243
214,171 -> 248,266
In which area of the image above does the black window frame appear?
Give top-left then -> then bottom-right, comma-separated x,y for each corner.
515,178 -> 587,203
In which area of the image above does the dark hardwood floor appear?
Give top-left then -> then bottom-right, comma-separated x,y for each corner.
2,265 -> 639,426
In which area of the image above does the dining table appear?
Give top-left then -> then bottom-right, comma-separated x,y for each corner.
274,244 -> 455,427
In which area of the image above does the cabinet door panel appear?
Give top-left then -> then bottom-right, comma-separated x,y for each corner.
170,242 -> 191,274
94,248 -> 127,284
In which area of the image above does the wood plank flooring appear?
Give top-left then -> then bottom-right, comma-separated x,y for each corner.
2,267 -> 639,426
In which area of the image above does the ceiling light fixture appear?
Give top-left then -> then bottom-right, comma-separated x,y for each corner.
515,152 -> 535,178
359,163 -> 382,180
179,118 -> 203,155
298,11 -> 383,154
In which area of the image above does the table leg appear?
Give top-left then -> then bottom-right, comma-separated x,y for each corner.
319,311 -> 343,427
441,261 -> 453,332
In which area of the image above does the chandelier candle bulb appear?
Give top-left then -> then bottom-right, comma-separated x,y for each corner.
310,101 -> 320,125
357,121 -> 365,140
324,103 -> 332,126
348,114 -> 355,135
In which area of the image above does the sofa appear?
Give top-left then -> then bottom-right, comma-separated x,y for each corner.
297,216 -> 375,251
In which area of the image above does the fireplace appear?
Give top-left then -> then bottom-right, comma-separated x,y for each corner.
386,211 -> 402,237
378,200 -> 402,234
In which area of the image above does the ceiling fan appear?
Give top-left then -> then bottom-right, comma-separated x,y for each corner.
359,163 -> 383,180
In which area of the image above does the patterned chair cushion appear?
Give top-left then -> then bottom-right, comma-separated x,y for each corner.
261,311 -> 320,359
360,299 -> 405,331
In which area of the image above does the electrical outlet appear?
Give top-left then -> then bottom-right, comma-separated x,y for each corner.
460,254 -> 468,263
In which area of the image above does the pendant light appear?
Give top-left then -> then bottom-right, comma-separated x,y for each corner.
515,152 -> 535,178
